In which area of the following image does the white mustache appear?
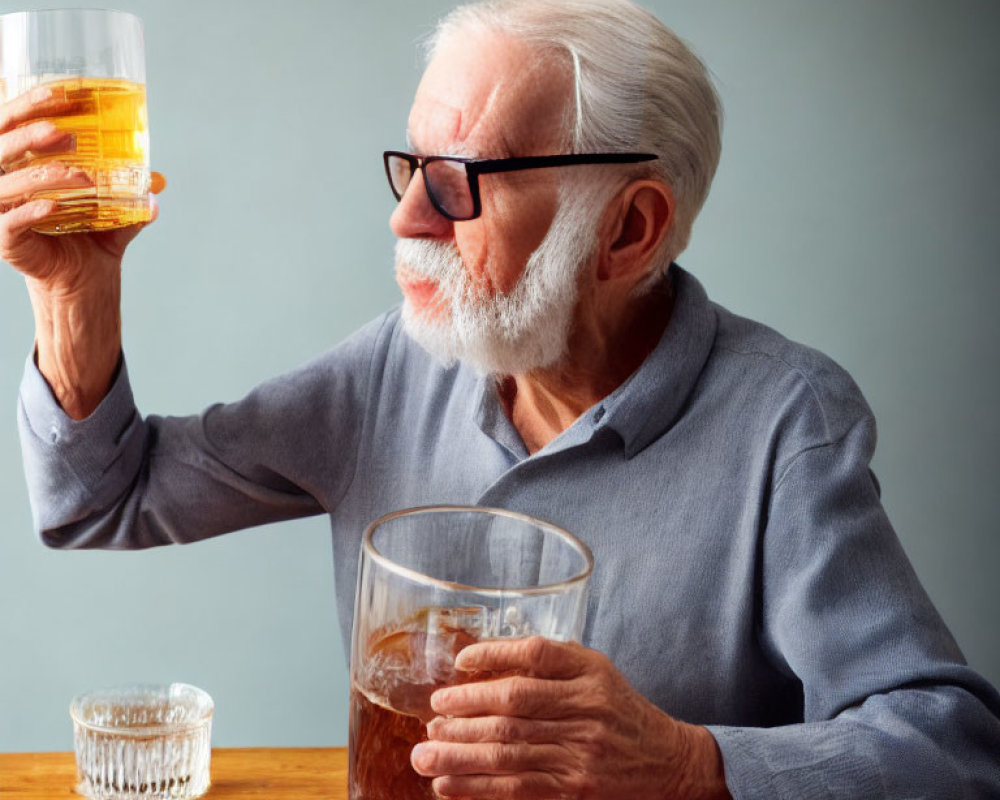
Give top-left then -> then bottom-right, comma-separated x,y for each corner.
394,238 -> 463,282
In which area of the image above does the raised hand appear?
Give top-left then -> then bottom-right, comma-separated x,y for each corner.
0,84 -> 158,418
0,84 -> 152,290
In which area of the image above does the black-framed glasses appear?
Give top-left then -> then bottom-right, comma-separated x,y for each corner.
383,150 -> 658,221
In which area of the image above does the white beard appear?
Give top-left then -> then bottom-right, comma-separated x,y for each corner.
395,190 -> 600,376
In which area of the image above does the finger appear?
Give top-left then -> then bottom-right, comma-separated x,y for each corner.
427,714 -> 574,744
431,772 -> 565,800
0,161 -> 93,205
431,674 -> 579,719
455,636 -> 588,679
411,740 -> 567,777
0,121 -> 74,167
150,171 -> 166,194
0,85 -> 78,134
0,199 -> 55,246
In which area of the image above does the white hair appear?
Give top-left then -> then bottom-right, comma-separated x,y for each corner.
427,0 -> 723,269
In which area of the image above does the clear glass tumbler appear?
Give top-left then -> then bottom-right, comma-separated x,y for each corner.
0,8 -> 151,233
70,683 -> 213,800
349,505 -> 593,800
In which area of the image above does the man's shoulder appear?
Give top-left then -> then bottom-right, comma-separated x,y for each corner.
251,308 -> 410,399
305,306 -> 467,391
707,302 -> 873,441
306,307 -> 409,373
710,303 -> 852,384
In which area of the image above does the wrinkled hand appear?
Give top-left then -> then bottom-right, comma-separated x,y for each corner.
0,84 -> 155,293
412,636 -> 730,800
1,85 -> 165,417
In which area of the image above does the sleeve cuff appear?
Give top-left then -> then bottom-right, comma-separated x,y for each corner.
18,349 -> 143,500
707,724 -> 884,800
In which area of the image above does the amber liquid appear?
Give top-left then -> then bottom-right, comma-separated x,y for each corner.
349,610 -> 485,800
17,77 -> 151,234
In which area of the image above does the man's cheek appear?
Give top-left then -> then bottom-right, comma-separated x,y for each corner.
454,228 -> 499,296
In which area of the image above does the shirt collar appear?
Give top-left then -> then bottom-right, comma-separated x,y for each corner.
595,264 -> 718,458
471,264 -> 717,460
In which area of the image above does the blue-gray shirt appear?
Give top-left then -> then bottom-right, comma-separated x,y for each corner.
18,266 -> 1000,798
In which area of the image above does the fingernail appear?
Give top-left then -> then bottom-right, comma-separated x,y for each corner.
432,780 -> 455,799
410,742 -> 429,770
37,121 -> 58,136
30,86 -> 52,104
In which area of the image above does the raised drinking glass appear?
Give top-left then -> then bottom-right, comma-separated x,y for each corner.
0,8 -> 151,233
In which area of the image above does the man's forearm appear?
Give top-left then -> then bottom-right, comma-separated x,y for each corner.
27,274 -> 121,420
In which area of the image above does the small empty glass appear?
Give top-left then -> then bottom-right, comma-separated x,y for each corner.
349,505 -> 593,800
70,683 -> 213,800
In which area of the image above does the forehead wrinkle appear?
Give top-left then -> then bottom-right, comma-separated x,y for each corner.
409,88 -> 511,159
408,94 -> 464,154
456,79 -> 503,146
479,56 -> 573,159
409,34 -> 569,159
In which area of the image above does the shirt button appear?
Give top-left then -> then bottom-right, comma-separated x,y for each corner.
593,407 -> 605,423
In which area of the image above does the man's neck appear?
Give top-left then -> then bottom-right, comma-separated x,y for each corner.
500,280 -> 674,454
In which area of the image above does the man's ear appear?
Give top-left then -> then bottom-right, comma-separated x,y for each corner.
598,180 -> 674,281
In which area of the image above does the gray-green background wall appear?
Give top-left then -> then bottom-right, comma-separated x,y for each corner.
1,0 -> 997,751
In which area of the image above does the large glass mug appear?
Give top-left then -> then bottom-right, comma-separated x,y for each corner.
349,506 -> 593,800
0,8 -> 150,234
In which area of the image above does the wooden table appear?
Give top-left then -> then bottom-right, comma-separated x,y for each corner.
0,748 -> 348,799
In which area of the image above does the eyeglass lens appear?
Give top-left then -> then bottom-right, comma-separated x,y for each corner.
386,154 -> 475,220
387,155 -> 414,200
424,159 -> 474,219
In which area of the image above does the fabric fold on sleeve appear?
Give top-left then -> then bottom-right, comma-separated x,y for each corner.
18,351 -> 145,539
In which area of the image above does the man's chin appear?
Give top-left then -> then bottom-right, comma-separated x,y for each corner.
401,305 -> 568,377
400,302 -> 461,369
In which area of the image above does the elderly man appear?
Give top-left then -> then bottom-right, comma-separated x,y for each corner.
3,0 -> 999,798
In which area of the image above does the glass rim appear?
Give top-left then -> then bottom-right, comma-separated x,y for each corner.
362,504 -> 594,596
69,682 -> 214,736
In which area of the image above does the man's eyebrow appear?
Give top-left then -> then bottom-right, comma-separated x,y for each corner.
467,137 -> 517,161
404,136 -> 477,160
403,130 -> 512,160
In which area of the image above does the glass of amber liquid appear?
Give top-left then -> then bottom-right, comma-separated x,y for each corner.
0,8 -> 150,234
350,506 -> 593,800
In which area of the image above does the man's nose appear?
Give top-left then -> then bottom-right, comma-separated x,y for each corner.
389,170 -> 453,239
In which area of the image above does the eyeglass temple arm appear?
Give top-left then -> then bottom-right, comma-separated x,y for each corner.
472,152 -> 658,176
